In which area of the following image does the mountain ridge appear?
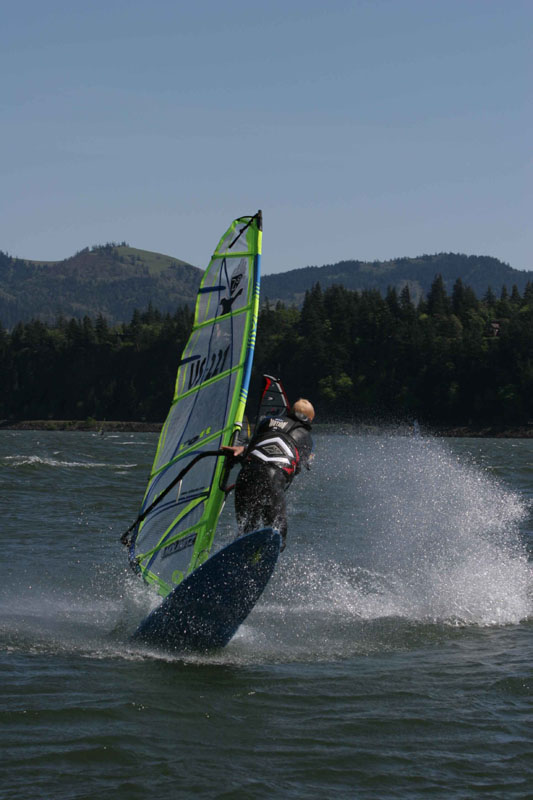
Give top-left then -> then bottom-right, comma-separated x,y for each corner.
1,244 -> 531,327
261,252 -> 532,306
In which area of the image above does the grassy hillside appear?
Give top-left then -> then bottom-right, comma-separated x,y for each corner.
0,244 -> 202,327
107,245 -> 193,276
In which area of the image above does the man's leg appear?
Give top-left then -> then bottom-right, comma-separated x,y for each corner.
235,466 -> 267,534
263,470 -> 288,551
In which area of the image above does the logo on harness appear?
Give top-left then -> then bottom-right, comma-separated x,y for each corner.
262,442 -> 284,457
268,418 -> 287,430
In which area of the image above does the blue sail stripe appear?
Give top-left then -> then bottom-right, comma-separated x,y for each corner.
199,285 -> 225,293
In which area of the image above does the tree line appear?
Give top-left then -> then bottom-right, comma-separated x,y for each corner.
1,276 -> 532,428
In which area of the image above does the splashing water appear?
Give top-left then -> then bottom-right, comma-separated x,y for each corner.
1,431 -> 531,665
120,433 -> 532,662
271,434 -> 532,632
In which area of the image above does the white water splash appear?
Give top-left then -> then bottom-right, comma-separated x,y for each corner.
275,435 -> 532,629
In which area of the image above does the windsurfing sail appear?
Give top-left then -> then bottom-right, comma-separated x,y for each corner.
129,212 -> 262,597
254,375 -> 290,429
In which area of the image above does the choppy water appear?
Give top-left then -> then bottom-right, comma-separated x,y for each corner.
1,430 -> 531,799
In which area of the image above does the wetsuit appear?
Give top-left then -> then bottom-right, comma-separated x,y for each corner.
234,412 -> 313,549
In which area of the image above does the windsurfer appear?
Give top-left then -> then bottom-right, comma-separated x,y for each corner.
222,398 -> 315,551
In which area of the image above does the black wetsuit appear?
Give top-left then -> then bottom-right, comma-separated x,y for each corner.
234,412 -> 313,549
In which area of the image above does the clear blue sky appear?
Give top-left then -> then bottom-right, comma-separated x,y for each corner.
2,0 -> 531,274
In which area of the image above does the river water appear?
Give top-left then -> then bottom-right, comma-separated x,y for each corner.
1,430 -> 531,799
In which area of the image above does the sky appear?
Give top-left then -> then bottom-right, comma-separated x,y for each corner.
1,0 -> 531,274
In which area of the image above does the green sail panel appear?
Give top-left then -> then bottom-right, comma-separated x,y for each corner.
130,212 -> 262,597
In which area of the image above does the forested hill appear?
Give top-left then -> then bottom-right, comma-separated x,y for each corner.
2,279 -> 532,428
0,244 -> 201,327
262,253 -> 532,307
2,244 -> 532,327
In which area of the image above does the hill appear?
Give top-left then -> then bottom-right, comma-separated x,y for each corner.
0,243 -> 202,327
262,253 -> 533,307
2,245 -> 531,327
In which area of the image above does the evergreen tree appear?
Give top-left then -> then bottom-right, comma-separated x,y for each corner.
427,274 -> 450,316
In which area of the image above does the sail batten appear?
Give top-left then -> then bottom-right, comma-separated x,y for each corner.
130,212 -> 261,596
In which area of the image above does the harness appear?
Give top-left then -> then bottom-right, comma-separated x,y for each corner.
246,415 -> 311,479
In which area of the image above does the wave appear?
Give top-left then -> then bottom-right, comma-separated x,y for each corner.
3,455 -> 137,469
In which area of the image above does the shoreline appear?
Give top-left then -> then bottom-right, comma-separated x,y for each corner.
0,420 -> 163,433
1,419 -> 533,438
